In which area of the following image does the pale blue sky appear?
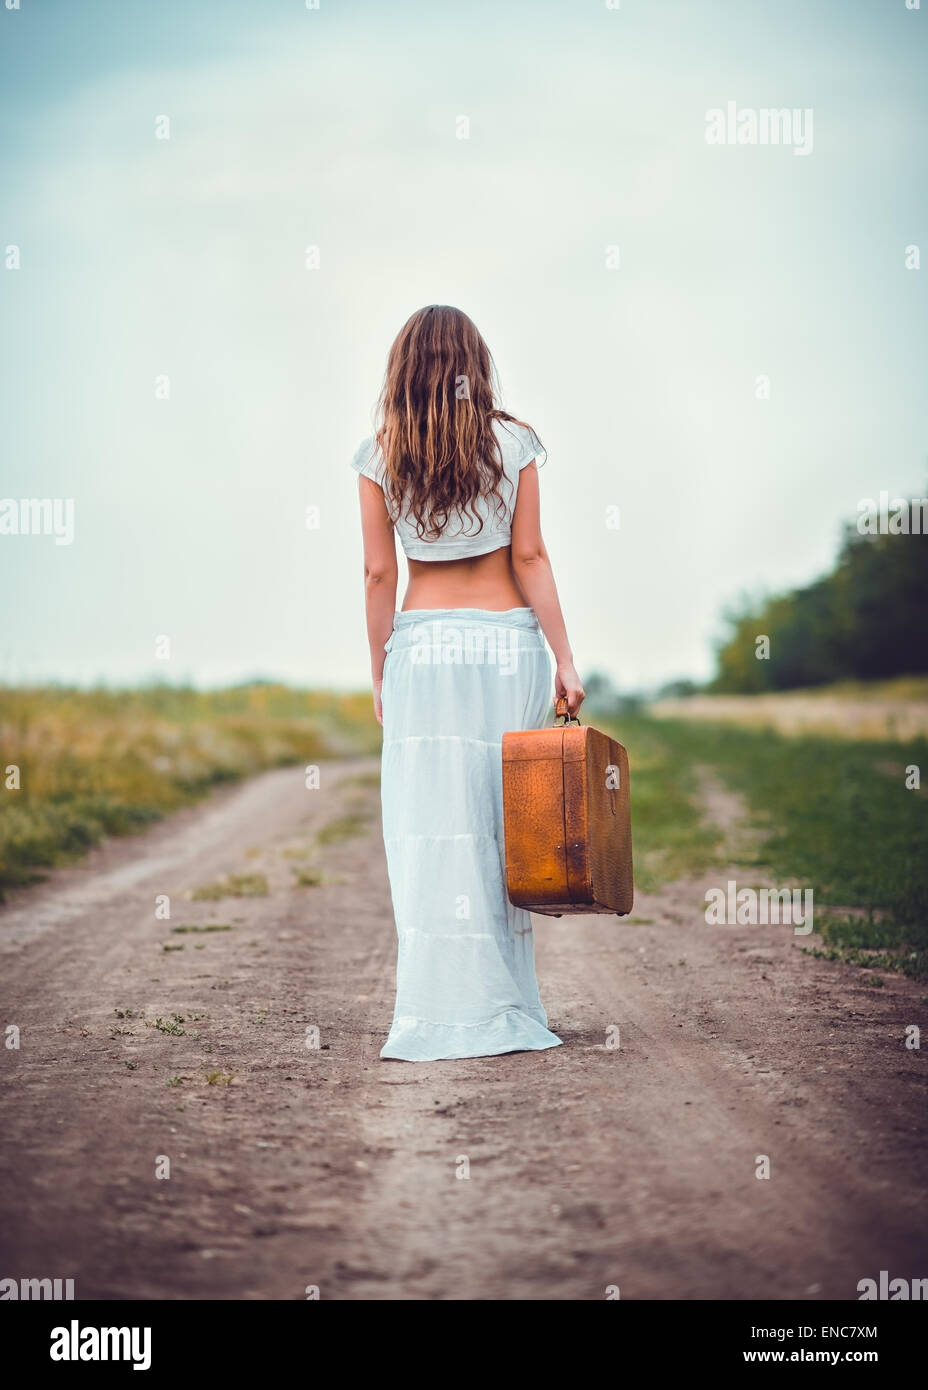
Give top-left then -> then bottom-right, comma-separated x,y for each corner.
1,0 -> 925,690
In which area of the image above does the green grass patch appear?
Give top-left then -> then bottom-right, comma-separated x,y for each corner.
292,867 -> 324,887
598,713 -> 721,891
804,911 -> 928,980
649,716 -> 928,976
150,1015 -> 187,1036
170,923 -> 232,934
316,812 -> 372,846
341,770 -> 381,790
190,873 -> 268,901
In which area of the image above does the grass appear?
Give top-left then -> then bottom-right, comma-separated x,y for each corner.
341,770 -> 382,790
150,1015 -> 187,1036
806,677 -> 928,702
292,867 -> 324,887
802,914 -> 927,980
316,812 -> 372,846
648,716 -> 928,977
650,674 -> 928,741
0,683 -> 380,897
6,677 -> 922,981
597,713 -> 721,892
170,923 -> 232,934
190,873 -> 268,901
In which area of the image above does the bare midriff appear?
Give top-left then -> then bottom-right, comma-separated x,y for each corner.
402,544 -> 527,612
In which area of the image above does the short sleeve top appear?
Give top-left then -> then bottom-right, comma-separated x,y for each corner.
350,417 -> 545,561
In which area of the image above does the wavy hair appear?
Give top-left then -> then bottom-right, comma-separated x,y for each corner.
372,305 -> 539,541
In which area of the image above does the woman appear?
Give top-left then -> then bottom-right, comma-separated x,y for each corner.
351,304 -> 584,1062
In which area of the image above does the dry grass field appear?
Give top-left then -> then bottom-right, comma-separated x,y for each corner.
650,677 -> 928,741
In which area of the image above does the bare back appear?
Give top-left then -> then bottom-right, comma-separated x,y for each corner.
403,546 -> 526,612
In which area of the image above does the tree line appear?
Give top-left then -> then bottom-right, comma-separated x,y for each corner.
711,495 -> 928,693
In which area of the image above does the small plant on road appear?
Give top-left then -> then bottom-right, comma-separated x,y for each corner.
190,873 -> 269,901
171,923 -> 232,934
293,867 -> 324,887
316,813 -> 370,846
150,1015 -> 187,1036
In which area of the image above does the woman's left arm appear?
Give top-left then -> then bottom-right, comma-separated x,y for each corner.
358,475 -> 398,725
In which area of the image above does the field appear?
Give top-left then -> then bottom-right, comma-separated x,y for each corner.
640,677 -> 928,977
2,679 -> 925,978
0,684 -> 380,895
651,676 -> 928,740
625,713 -> 928,978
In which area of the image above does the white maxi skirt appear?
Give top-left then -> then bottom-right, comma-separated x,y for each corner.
379,606 -> 563,1062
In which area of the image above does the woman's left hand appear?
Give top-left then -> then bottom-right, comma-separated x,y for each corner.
372,676 -> 384,727
555,660 -> 585,718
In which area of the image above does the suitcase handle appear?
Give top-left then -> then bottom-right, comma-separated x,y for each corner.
554,696 -> 581,727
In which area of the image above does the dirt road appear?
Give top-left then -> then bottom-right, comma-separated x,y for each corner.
1,760 -> 925,1300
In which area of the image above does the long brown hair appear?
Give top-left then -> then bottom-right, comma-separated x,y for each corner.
373,305 -> 538,540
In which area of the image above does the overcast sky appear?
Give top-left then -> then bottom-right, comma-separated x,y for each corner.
1,0 -> 925,692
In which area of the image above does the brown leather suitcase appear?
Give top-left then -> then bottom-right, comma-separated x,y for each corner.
502,697 -> 633,916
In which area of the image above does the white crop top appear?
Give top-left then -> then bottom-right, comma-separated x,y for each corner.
350,418 -> 545,561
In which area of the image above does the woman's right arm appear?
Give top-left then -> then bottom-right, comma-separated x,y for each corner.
358,475 -> 398,726
510,463 -> 585,716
